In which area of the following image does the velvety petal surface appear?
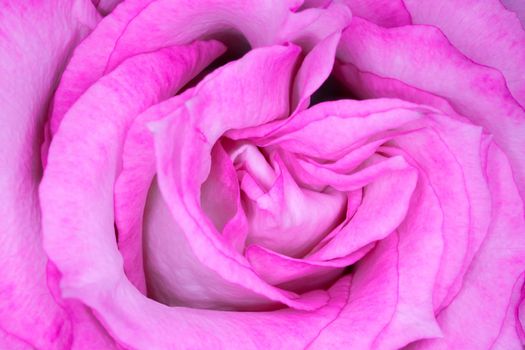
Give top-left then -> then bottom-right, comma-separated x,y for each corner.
402,0 -> 525,106
412,143 -> 525,349
343,0 -> 411,27
113,42 -> 226,293
308,178 -> 443,348
49,0 -> 304,134
41,41 -> 224,316
0,1 -> 105,348
337,16 -> 525,203
500,0 -> 525,27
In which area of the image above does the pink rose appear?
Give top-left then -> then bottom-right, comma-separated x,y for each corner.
2,0 -> 525,349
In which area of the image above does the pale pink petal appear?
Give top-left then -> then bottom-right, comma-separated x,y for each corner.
150,45 -> 332,310
500,0 -> 525,27
41,43 -> 219,309
488,274 -> 525,350
202,142 -> 248,251
292,30 -> 341,113
0,329 -> 32,350
113,41 -> 226,293
246,243 -> 374,292
308,179 -> 443,348
308,156 -> 418,261
342,0 -> 411,27
335,63 -> 461,118
66,274 -> 355,349
402,0 -> 525,106
412,143 -> 525,349
143,179 -> 286,309
0,1 -> 102,348
243,155 -> 346,258
278,1 -> 351,51
50,0 -> 302,133
92,0 -> 122,15
46,263 -> 119,350
338,17 -> 525,201
382,125 -> 472,310
264,100 -> 423,159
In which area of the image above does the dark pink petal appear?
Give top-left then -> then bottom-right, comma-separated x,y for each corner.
0,1 -> 103,348
308,179 -> 443,348
49,0 -> 302,133
113,42 -> 225,293
343,0 -> 411,27
338,17 -> 525,202
403,0 -> 525,106
412,143 -> 525,349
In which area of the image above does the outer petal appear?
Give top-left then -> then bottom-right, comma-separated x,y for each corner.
402,0 -> 525,107
337,17 -> 525,203
0,1 -> 104,348
49,0 -> 303,133
40,42 -> 223,327
412,143 -> 525,349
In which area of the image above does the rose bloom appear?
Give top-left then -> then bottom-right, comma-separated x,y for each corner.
2,0 -> 525,349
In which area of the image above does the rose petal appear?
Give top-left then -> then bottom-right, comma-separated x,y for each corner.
202,142 -> 248,250
342,0 -> 411,27
49,0 -> 302,133
278,1 -> 351,51
308,156 -> 418,261
338,17 -> 525,202
0,1 -> 101,348
308,179 -> 443,348
292,30 -> 341,113
246,243 -> 374,292
335,63 -> 461,118
143,178 -> 285,309
92,0 -> 122,15
403,0 -> 525,106
244,155 -> 347,258
113,41 -> 226,293
411,143 -> 525,349
150,45 -> 337,310
488,273 -> 525,350
382,125 -> 472,310
500,0 -> 525,28
264,100 -> 423,159
41,43 -> 216,305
